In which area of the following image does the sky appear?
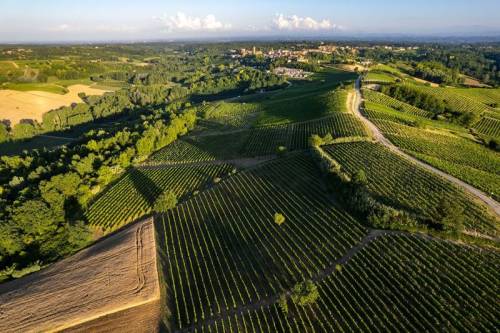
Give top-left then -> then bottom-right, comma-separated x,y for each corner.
1,0 -> 500,42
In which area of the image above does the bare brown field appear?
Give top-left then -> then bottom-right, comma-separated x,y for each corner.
0,84 -> 109,125
0,218 -> 160,333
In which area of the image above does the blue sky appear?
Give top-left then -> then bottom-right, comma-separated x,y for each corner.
1,0 -> 500,42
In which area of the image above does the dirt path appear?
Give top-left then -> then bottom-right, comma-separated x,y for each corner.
176,229 -> 403,333
0,218 -> 161,333
352,77 -> 500,217
140,155 -> 276,170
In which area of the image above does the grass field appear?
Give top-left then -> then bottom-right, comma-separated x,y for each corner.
1,82 -> 68,94
0,84 -> 110,126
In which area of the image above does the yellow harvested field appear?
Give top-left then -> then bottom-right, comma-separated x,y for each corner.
0,218 -> 161,333
0,84 -> 109,125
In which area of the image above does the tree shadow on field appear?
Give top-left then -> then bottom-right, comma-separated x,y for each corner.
131,169 -> 163,206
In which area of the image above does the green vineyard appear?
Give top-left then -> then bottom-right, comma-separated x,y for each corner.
361,108 -> 500,202
362,88 -> 433,118
156,154 -> 368,329
86,163 -> 234,230
323,141 -> 498,235
408,84 -> 496,115
188,234 -> 500,332
149,114 -> 368,164
473,116 -> 500,138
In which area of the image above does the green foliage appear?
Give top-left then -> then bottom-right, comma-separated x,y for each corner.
274,212 -> 286,226
153,190 -> 177,213
435,198 -> 465,234
380,84 -> 446,116
291,280 -> 319,306
352,169 -> 368,186
0,123 -> 9,143
278,294 -> 289,314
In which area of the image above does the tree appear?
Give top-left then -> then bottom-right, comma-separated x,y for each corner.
0,122 -> 9,143
153,191 -> 177,213
308,134 -> 323,147
435,198 -> 464,234
353,169 -> 368,186
11,200 -> 64,245
291,280 -> 319,306
274,213 -> 286,226
0,222 -> 24,257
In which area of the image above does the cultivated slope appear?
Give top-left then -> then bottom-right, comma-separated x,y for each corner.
355,77 -> 500,217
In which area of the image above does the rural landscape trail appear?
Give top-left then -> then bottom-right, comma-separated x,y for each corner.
352,77 -> 500,217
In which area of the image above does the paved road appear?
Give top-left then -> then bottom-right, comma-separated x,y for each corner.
352,77 -> 500,217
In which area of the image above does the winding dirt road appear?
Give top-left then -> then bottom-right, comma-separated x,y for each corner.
352,77 -> 500,217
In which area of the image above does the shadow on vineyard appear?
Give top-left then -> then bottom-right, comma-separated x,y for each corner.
131,169 -> 163,206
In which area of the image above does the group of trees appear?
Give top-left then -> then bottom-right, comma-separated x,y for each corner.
0,102 -> 197,281
411,61 -> 461,85
360,44 -> 500,87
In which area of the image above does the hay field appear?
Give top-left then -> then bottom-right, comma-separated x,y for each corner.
0,84 -> 109,125
0,218 -> 160,333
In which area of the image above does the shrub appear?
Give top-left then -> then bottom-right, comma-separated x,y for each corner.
153,191 -> 177,213
274,213 -> 286,226
278,294 -> 288,314
291,280 -> 319,306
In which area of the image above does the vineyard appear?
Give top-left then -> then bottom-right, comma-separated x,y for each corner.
86,163 -> 234,230
473,116 -> 500,139
451,88 -> 500,107
149,114 -> 368,164
201,87 -> 351,128
323,141 -> 498,235
155,153 -> 368,330
361,109 -> 500,201
362,88 -> 433,118
363,71 -> 397,84
408,84 -> 496,115
188,234 -> 500,332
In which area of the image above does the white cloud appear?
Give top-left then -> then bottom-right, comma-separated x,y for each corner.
48,23 -> 71,32
272,14 -> 340,31
157,12 -> 231,32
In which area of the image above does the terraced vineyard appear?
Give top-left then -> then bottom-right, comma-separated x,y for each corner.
191,234 -> 500,332
201,88 -> 351,128
452,88 -> 500,107
364,71 -> 397,84
149,114 -> 368,164
86,164 -> 234,230
324,141 -> 498,235
409,84 -> 496,115
362,88 -> 432,118
156,154 -> 368,330
473,116 -> 500,138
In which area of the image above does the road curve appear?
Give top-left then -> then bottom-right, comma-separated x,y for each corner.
352,77 -> 500,217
